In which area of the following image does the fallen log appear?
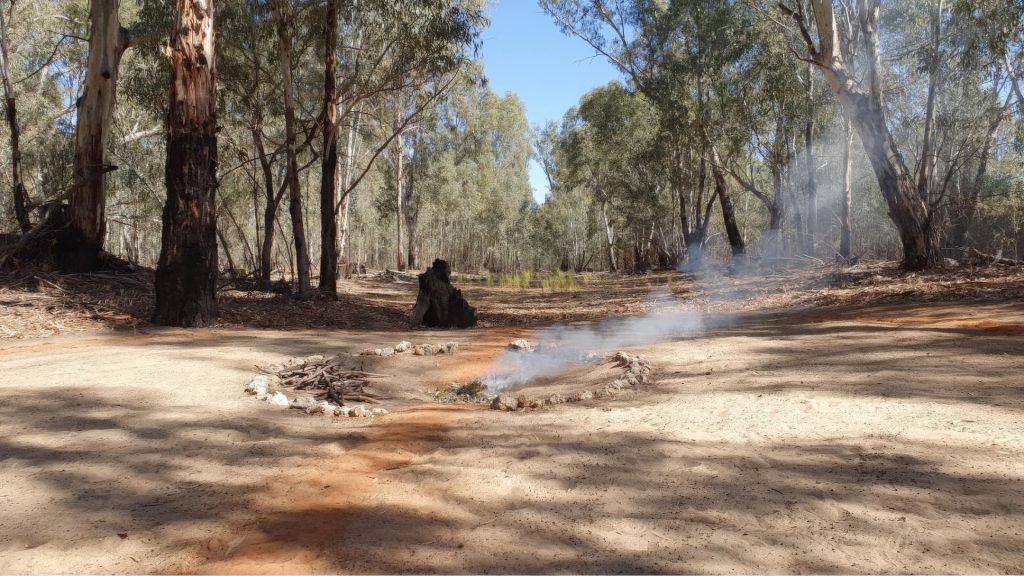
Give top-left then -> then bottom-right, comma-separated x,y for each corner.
970,248 -> 1022,266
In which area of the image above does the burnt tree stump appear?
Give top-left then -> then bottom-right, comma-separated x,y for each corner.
410,259 -> 477,328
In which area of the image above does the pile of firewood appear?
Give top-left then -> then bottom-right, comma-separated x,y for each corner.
261,355 -> 386,406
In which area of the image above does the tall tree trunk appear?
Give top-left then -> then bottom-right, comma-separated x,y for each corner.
337,110 -> 360,268
841,92 -> 937,269
916,0 -> 944,207
404,151 -> 417,270
272,0 -> 310,294
253,125 -> 280,289
0,4 -> 29,232
803,68 -> 817,256
792,0 -> 941,269
680,147 -> 710,268
602,200 -> 617,272
767,167 -> 783,232
152,0 -> 217,327
839,116 -> 854,260
767,165 -> 785,257
394,126 -> 405,270
768,112 -> 788,247
405,220 -> 417,269
318,0 -> 339,295
65,0 -> 128,271
672,146 -> 689,254
708,142 -> 745,258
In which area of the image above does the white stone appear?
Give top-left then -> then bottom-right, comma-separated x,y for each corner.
490,392 -> 520,411
395,341 -> 413,352
507,339 -> 534,352
269,392 -> 290,407
291,396 -> 318,413
351,405 -> 371,418
247,375 -> 271,400
371,407 -> 389,416
380,347 -> 395,358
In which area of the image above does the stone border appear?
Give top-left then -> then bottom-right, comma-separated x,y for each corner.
490,351 -> 653,411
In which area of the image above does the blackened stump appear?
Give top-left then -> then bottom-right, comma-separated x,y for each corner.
410,259 -> 477,329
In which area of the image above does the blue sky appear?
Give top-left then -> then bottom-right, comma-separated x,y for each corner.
480,0 -> 620,204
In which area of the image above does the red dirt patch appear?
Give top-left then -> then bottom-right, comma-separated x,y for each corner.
192,404 -> 480,574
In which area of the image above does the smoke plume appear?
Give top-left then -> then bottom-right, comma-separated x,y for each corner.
482,288 -> 730,391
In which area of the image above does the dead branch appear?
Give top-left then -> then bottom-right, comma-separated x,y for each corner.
265,354 -> 388,405
970,248 -> 1022,267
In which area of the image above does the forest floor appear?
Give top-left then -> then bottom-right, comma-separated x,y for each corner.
0,261 -> 1023,573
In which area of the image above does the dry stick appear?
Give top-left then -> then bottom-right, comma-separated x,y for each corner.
970,248 -> 1021,266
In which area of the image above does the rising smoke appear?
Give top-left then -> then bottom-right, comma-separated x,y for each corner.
482,287 -> 732,391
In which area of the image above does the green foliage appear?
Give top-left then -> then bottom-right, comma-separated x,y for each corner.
0,0 -> 1021,276
538,270 -> 578,292
483,270 -> 578,292
487,271 -> 532,289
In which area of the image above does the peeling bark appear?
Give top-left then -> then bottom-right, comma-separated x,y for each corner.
65,0 -> 128,271
152,0 -> 217,327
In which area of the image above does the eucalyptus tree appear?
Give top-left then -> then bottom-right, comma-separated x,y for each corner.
714,12 -> 835,257
561,82 -> 660,271
540,0 -> 753,263
152,0 -> 217,326
532,120 -> 602,271
0,0 -> 28,232
389,80 -> 531,273
319,0 -> 340,293
777,0 -> 1022,268
267,0 -> 313,295
63,0 -> 132,270
318,0 -> 482,288
941,0 -> 1023,251
216,0 -> 285,289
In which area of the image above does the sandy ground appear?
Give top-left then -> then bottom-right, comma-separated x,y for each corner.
0,289 -> 1023,572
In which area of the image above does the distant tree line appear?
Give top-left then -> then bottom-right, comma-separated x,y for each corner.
537,0 -> 1024,271
0,0 -> 1022,326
